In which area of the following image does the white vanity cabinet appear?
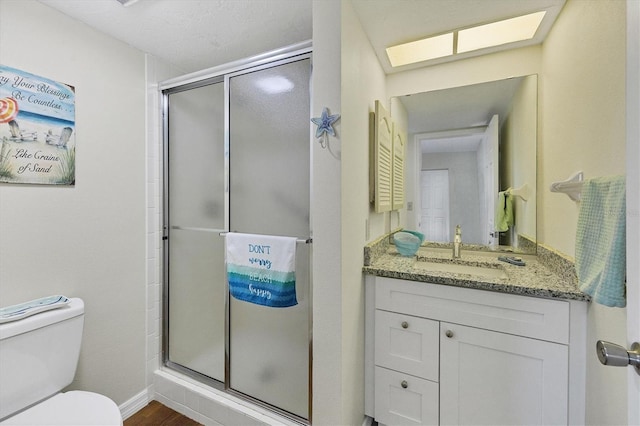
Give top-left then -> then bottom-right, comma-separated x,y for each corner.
364,276 -> 587,426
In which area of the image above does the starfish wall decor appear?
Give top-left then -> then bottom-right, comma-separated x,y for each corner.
311,107 -> 340,148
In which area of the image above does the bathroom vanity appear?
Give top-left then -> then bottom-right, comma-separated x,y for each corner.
363,245 -> 588,426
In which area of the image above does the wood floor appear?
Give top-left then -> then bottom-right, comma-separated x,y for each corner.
124,401 -> 202,426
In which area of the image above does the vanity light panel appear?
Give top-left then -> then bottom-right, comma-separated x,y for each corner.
457,11 -> 547,53
386,33 -> 454,68
386,11 -> 547,67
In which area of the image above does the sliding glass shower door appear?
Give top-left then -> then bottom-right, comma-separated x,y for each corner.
165,80 -> 226,382
228,58 -> 311,419
163,53 -> 311,421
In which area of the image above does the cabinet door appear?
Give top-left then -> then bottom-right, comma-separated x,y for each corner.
440,322 -> 568,425
375,367 -> 439,426
375,310 -> 439,381
373,100 -> 393,213
392,121 -> 405,210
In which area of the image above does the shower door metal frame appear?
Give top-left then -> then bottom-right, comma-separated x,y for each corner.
160,42 -> 313,424
161,74 -> 227,392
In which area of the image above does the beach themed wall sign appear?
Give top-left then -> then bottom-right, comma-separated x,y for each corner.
0,65 -> 76,185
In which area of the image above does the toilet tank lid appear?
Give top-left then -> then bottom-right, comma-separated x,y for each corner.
0,297 -> 83,340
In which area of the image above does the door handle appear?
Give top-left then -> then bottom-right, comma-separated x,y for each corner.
596,340 -> 640,375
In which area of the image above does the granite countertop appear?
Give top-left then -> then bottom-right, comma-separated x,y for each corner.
363,245 -> 589,301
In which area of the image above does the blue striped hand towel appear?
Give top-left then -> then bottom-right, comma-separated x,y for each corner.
576,176 -> 626,307
226,233 -> 297,307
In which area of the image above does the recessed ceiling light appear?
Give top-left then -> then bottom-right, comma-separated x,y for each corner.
386,10 -> 548,68
386,32 -> 454,68
457,11 -> 547,53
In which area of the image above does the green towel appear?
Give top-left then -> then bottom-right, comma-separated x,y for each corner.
496,191 -> 514,232
576,176 -> 626,307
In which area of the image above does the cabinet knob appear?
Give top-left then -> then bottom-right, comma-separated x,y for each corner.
401,321 -> 409,329
445,329 -> 454,338
401,380 -> 408,389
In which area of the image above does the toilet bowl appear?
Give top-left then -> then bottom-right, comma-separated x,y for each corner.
0,296 -> 123,425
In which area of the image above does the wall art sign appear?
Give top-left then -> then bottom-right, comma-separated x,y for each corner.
0,65 -> 75,185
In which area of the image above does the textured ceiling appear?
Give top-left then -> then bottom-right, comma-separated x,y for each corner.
38,0 -> 313,74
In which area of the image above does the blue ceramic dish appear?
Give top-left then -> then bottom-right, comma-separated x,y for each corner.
393,232 -> 422,256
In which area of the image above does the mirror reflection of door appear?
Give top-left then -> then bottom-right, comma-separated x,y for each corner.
420,169 -> 450,242
481,115 -> 499,248
418,130 -> 484,245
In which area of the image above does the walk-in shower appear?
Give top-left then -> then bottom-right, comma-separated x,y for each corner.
161,45 -> 312,423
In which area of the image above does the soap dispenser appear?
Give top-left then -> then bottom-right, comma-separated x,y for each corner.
453,225 -> 462,258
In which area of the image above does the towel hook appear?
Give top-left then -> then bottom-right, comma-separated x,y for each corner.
506,184 -> 529,201
550,171 -> 584,201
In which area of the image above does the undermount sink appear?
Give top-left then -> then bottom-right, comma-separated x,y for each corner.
418,247 -> 509,258
414,259 -> 508,279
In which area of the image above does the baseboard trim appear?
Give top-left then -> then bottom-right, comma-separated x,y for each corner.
119,387 -> 152,420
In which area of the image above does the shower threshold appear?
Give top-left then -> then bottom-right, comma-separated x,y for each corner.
157,366 -> 309,426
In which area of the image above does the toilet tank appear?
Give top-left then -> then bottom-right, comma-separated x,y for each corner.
0,298 -> 84,421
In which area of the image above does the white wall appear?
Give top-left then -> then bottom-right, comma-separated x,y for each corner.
0,0 -> 147,406
311,1 -> 343,424
311,1 -> 388,423
540,1 -> 628,424
340,1 -> 387,424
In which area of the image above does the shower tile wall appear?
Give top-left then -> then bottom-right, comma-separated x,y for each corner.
146,55 -> 169,388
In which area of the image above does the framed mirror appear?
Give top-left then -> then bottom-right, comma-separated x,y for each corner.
394,75 -> 537,254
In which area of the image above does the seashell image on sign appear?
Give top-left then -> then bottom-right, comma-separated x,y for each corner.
0,65 -> 75,185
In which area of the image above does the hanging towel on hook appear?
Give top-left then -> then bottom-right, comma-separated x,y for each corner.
576,176 -> 626,307
226,233 -> 297,307
496,191 -> 514,232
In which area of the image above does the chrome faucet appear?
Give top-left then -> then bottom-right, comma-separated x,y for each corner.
453,225 -> 462,258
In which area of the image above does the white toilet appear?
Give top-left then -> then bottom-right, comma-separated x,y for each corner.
0,297 -> 123,425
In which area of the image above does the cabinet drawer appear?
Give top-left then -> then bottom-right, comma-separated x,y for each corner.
375,366 -> 438,426
375,277 -> 570,344
375,310 -> 439,381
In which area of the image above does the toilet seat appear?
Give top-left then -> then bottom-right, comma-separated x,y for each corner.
0,391 -> 122,425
